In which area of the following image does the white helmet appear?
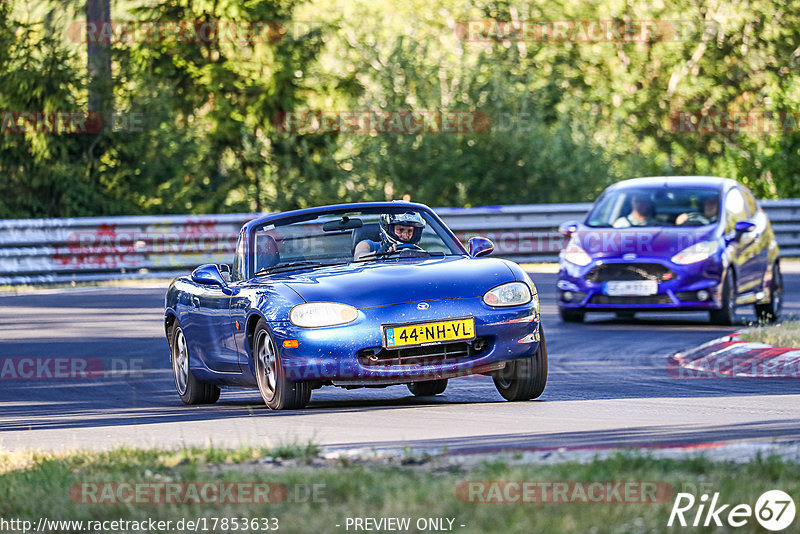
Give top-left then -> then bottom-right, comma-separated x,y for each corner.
380,212 -> 425,245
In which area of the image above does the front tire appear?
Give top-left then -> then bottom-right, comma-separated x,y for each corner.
493,324 -> 548,401
710,269 -> 736,325
755,262 -> 783,323
170,324 -> 220,405
253,320 -> 311,410
408,379 -> 448,396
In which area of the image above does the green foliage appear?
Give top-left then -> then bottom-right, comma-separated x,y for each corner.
2,0 -> 800,217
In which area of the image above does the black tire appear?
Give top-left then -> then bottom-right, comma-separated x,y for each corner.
408,379 -> 448,396
615,311 -> 636,320
253,320 -> 311,410
493,324 -> 548,401
710,269 -> 736,325
170,323 -> 220,405
559,308 -> 585,323
755,262 -> 783,323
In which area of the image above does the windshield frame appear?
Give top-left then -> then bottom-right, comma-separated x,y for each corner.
243,204 -> 466,280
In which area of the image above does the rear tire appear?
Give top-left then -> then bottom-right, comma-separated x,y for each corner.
710,269 -> 736,325
755,262 -> 783,323
170,323 -> 220,405
408,379 -> 448,396
493,324 -> 548,401
253,320 -> 311,410
559,308 -> 585,323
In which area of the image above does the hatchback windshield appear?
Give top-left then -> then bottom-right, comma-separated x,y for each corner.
249,209 -> 463,275
586,187 -> 721,228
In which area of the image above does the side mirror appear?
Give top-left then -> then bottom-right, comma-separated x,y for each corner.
191,264 -> 232,293
558,221 -> 579,236
734,220 -> 756,234
468,236 -> 494,258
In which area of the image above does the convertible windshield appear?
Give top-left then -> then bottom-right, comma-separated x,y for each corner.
250,209 -> 463,275
586,187 -> 721,228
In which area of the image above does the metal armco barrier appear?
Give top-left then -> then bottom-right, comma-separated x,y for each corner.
1,199 -> 799,285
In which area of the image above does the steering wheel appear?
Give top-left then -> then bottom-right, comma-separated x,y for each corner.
679,212 -> 710,226
394,243 -> 424,257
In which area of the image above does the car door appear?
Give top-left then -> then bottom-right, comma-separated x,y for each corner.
724,187 -> 760,294
740,187 -> 770,290
180,278 -> 241,373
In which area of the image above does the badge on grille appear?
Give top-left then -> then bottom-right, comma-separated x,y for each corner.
417,302 -> 430,310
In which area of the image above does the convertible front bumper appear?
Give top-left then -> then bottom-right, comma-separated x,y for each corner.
267,297 -> 540,384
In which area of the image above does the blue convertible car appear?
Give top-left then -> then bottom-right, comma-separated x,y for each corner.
165,202 -> 546,409
557,177 -> 782,325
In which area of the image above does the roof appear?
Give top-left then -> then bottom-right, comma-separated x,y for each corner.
607,176 -> 739,191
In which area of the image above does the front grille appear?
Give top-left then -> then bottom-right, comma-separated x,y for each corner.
357,339 -> 489,367
585,263 -> 673,283
675,291 -> 698,301
590,294 -> 672,305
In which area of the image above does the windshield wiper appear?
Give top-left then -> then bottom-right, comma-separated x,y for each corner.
255,261 -> 343,275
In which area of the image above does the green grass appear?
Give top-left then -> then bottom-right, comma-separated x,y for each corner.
739,320 -> 800,349
1,445 -> 798,533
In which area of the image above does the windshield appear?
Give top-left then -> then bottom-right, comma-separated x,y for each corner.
586,187 -> 721,228
249,208 -> 463,275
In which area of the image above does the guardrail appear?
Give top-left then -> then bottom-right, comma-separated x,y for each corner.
1,199 -> 799,284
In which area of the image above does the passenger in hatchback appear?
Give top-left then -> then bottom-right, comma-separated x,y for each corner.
613,194 -> 658,228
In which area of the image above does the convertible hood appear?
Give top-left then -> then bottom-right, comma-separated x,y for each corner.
263,257 -> 516,308
574,226 -> 718,259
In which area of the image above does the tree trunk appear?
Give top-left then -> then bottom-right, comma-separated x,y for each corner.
86,0 -> 112,121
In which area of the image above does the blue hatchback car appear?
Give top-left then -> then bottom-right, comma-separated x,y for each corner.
557,177 -> 782,325
165,202 -> 546,409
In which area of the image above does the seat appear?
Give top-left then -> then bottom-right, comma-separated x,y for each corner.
255,234 -> 280,271
352,223 -> 382,253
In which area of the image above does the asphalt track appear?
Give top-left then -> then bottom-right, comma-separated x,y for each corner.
1,269 -> 798,454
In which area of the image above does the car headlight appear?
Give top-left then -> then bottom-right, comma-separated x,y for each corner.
560,237 -> 592,266
671,240 -> 719,264
483,282 -> 533,307
289,302 -> 358,327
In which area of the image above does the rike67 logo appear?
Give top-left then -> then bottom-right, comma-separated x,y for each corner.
669,490 -> 796,531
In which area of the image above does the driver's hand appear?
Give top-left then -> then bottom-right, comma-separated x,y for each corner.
675,213 -> 689,225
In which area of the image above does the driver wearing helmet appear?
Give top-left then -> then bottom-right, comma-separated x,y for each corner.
354,212 -> 426,260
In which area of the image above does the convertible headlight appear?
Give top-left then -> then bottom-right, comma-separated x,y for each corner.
560,237 -> 592,266
671,240 -> 719,264
483,282 -> 533,307
289,302 -> 358,327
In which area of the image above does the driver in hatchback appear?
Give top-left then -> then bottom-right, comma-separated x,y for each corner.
354,212 -> 426,260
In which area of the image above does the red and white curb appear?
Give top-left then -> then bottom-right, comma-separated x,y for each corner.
668,332 -> 800,378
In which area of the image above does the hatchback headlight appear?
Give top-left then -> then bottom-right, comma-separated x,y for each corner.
289,302 -> 358,327
560,237 -> 592,266
671,240 -> 719,265
483,282 -> 533,307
